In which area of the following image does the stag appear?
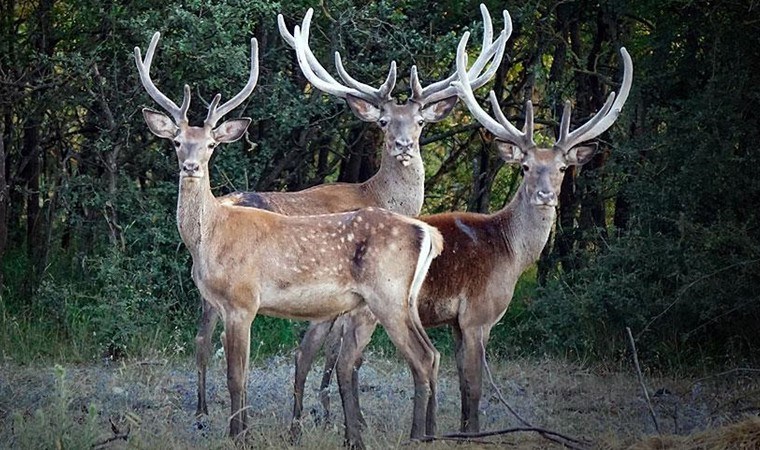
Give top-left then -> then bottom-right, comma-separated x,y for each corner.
296,32 -> 633,433
135,32 -> 445,448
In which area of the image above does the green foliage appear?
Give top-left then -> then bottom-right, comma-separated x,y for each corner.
2,0 -> 760,373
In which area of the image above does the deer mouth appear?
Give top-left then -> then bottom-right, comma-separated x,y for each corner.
395,152 -> 413,166
534,200 -> 558,208
181,172 -> 203,180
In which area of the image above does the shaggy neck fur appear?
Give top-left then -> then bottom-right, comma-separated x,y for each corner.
364,146 -> 425,216
493,184 -> 556,272
176,174 -> 218,257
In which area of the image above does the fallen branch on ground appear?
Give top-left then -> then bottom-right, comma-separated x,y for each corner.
626,326 -> 660,435
479,331 -> 591,450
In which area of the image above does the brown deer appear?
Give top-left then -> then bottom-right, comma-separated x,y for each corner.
295,32 -> 633,433
185,4 -> 510,436
135,32 -> 445,448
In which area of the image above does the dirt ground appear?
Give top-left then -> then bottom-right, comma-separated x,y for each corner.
1,351 -> 759,449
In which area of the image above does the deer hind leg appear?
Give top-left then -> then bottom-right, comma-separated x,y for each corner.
195,297 -> 219,417
373,306 -> 438,440
222,308 -> 256,440
290,319 -> 333,441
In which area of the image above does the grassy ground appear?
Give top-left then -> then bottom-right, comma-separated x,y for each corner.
2,350 -> 759,449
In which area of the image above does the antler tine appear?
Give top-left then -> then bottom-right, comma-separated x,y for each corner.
558,100 -> 572,143
453,32 -> 532,148
334,52 -> 396,102
555,47 -> 633,151
416,5 -> 511,105
410,66 -> 424,99
134,32 -> 189,123
490,92 -> 536,148
284,9 -> 390,104
205,38 -> 259,127
279,10 -> 340,86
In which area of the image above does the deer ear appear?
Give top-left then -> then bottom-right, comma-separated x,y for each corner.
346,94 -> 382,122
566,144 -> 598,166
420,96 -> 457,123
143,108 -> 178,139
494,140 -> 526,163
213,118 -> 251,143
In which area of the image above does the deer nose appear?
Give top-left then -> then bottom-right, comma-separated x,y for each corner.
536,190 -> 556,204
183,161 -> 200,174
395,139 -> 413,151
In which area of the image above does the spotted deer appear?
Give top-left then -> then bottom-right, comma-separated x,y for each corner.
182,4 -> 510,438
297,33 -> 633,433
135,32 -> 445,448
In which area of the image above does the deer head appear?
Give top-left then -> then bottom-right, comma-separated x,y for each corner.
134,32 -> 258,180
453,33 -> 633,207
279,5 -> 510,166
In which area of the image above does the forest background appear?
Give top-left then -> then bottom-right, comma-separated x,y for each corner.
1,0 -> 758,372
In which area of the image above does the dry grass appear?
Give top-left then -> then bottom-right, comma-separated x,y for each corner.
1,352 -> 759,449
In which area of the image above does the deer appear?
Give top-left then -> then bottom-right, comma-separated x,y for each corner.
183,4 -> 510,438
134,32 -> 446,448
294,31 -> 633,433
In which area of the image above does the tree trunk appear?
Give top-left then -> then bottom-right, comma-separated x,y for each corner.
338,124 -> 378,183
0,121 -> 7,289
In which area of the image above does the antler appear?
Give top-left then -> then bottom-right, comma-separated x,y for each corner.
452,32 -> 536,150
412,4 -> 512,105
135,32 -> 259,127
134,32 -> 190,124
554,47 -> 633,151
204,38 -> 259,127
279,8 -> 396,104
454,34 -> 633,152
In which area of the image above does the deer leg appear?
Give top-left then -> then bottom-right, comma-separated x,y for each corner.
458,326 -> 486,433
318,317 -> 348,426
195,297 -> 219,417
334,311 -> 378,450
452,325 -> 470,432
223,309 -> 255,440
290,319 -> 333,441
374,312 -> 437,440
408,298 -> 439,437
341,313 -> 378,430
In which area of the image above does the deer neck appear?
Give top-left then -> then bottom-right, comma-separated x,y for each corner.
494,185 -> 556,271
363,146 -> 425,216
176,174 -> 219,255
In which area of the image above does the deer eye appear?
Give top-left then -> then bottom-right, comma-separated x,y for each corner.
208,142 -> 216,149
417,119 -> 425,126
522,164 -> 529,172
559,166 -> 567,173
173,140 -> 181,148
378,118 -> 389,127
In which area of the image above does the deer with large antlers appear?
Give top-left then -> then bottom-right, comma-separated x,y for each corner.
135,32 -> 446,447
300,33 -> 633,433
179,4 -> 509,438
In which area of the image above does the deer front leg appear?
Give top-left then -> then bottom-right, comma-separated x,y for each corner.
338,311 -> 378,431
290,319 -> 333,441
317,317 -> 345,426
195,297 -> 219,417
456,325 -> 486,433
223,308 -> 256,440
